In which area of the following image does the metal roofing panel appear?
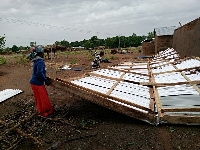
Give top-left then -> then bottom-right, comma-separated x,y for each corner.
154,26 -> 177,36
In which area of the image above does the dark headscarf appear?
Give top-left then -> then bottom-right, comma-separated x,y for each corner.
28,46 -> 44,60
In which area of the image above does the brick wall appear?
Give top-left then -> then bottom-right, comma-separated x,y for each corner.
173,17 -> 200,57
142,42 -> 155,55
155,35 -> 173,54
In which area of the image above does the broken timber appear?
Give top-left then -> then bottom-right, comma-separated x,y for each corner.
50,78 -> 155,124
50,48 -> 200,125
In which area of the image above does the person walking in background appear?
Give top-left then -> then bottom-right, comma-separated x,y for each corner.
28,46 -> 53,116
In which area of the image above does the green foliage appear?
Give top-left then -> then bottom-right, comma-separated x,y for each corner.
16,54 -> 29,63
30,42 -> 36,47
147,32 -> 154,40
16,58 -> 29,63
126,142 -> 134,146
81,119 -> 96,127
88,55 -> 94,61
55,41 -> 61,45
54,32 -> 153,50
70,59 -> 77,64
109,55 -> 114,59
103,56 -> 109,60
85,51 -> 89,55
0,57 -> 7,64
72,51 -> 78,55
167,126 -> 175,133
0,34 -> 6,53
5,47 -> 11,52
60,39 -> 69,47
11,45 -> 19,53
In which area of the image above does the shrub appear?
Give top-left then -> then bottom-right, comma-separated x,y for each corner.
0,57 -> 7,64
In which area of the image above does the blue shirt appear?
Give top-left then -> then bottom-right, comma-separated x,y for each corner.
30,56 -> 49,86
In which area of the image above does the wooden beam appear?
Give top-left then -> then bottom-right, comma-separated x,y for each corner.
50,78 -> 155,124
140,80 -> 200,87
173,65 -> 200,94
153,66 -> 200,75
162,107 -> 200,113
88,72 -> 123,82
106,72 -> 126,95
149,69 -> 163,118
51,78 -> 153,113
161,115 -> 200,125
108,68 -> 150,76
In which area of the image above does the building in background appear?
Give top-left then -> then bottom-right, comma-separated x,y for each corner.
173,17 -> 200,57
154,26 -> 176,54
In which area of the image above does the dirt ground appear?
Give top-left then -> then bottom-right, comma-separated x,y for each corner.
0,51 -> 200,150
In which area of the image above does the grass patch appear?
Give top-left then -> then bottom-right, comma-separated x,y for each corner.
88,55 -> 94,61
70,59 -> 77,64
0,57 -> 7,64
109,55 -> 114,59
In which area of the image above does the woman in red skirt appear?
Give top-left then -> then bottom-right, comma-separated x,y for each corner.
28,46 -> 53,116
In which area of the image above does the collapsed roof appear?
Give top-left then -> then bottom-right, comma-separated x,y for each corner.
51,48 -> 200,125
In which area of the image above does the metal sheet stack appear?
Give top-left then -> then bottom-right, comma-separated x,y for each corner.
0,89 -> 23,103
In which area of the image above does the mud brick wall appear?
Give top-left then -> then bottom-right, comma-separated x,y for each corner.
154,35 -> 173,54
173,17 -> 200,57
142,42 -> 155,55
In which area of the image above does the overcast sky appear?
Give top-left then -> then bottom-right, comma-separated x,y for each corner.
0,0 -> 200,47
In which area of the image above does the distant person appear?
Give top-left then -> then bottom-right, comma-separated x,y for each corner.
28,46 -> 53,116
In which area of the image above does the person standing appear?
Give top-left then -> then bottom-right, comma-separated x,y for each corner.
28,46 -> 53,116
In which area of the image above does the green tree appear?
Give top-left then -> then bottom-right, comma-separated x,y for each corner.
0,34 -> 6,53
5,47 -> 11,52
84,41 -> 92,49
12,45 -> 19,53
147,32 -> 154,40
60,40 -> 69,47
55,41 -> 61,46
30,42 -> 36,47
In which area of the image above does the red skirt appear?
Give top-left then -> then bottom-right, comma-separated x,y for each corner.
31,84 -> 53,116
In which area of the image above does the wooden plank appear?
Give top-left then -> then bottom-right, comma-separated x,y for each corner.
51,78 -> 153,113
108,68 -> 150,77
149,69 -> 163,118
107,68 -> 149,76
106,72 -> 125,95
173,64 -> 200,94
88,72 -> 142,85
88,72 -> 123,82
125,68 -> 148,70
152,66 -> 200,75
191,56 -> 200,61
140,80 -> 200,87
50,78 -> 155,124
161,115 -> 200,125
150,57 -> 190,66
162,107 -> 200,113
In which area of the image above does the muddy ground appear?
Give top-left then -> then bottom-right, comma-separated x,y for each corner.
0,51 -> 200,150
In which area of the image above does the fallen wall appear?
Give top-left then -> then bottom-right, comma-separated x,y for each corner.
173,17 -> 200,57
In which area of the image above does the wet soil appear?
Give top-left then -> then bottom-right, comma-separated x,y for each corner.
0,52 -> 200,150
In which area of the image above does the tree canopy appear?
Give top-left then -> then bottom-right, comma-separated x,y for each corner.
0,34 -> 6,53
55,33 -> 147,49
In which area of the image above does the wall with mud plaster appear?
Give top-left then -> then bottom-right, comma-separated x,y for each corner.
173,17 -> 200,57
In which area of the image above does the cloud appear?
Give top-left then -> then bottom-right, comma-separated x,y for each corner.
0,0 -> 200,47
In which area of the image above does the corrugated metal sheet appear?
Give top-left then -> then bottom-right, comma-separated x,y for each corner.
154,26 -> 177,36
